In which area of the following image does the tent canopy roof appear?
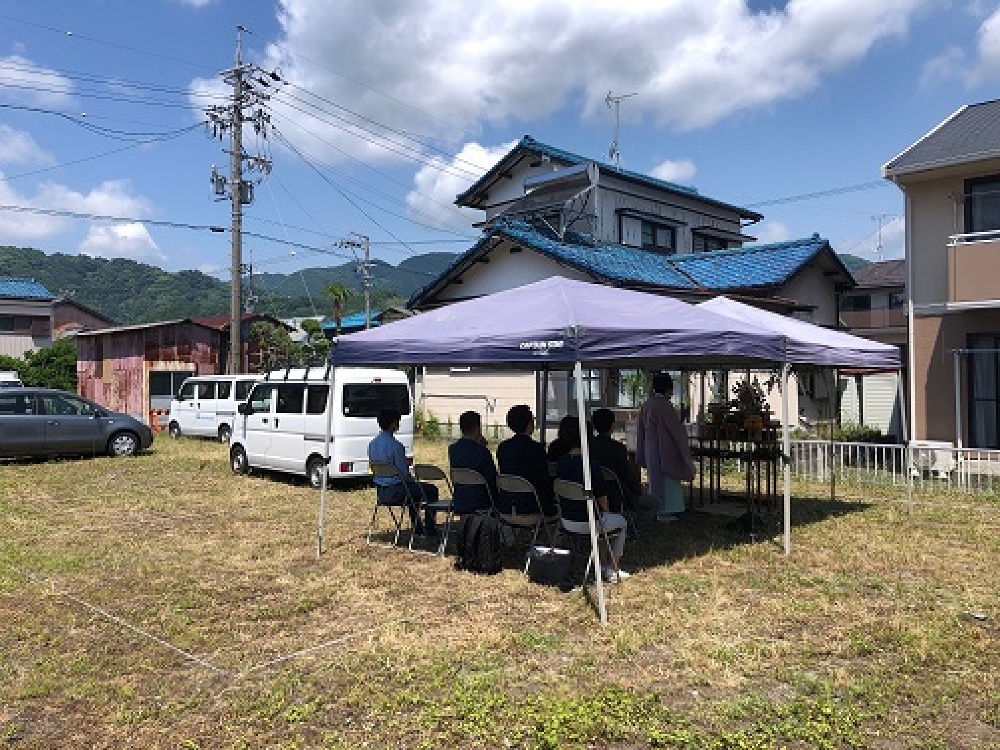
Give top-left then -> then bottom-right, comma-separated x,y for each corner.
697,296 -> 900,369
330,276 -> 787,369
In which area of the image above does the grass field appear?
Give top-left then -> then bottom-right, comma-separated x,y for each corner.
1,437 -> 999,749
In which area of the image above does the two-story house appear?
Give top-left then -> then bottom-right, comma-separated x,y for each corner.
408,136 -> 856,436
884,99 -> 1000,449
838,260 -> 906,437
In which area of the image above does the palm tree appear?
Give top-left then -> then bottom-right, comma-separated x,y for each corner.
323,282 -> 354,336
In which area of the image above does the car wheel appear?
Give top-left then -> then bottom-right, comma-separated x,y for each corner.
307,456 -> 327,489
107,431 -> 139,457
218,424 -> 232,444
168,422 -> 182,439
231,444 -> 249,475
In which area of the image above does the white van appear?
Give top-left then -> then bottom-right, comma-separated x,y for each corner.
229,367 -> 413,488
168,374 -> 262,443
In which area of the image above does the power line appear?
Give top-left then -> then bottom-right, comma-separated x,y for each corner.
746,180 -> 889,208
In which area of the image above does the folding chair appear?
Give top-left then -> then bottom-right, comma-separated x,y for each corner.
414,463 -> 454,556
496,474 -> 560,574
599,466 -> 639,540
552,478 -> 626,586
368,460 -> 419,549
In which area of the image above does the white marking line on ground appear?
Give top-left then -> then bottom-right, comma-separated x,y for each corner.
25,571 -> 229,675
244,622 -> 411,674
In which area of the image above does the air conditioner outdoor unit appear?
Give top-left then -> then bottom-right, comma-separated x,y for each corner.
910,440 -> 955,478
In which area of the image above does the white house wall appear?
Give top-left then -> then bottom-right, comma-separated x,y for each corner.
781,264 -> 840,326
435,245 -> 592,302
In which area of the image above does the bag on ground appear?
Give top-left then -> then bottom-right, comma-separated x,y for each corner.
528,545 -> 573,590
454,514 -> 503,575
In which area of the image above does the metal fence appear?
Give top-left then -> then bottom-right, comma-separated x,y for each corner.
788,439 -> 1000,495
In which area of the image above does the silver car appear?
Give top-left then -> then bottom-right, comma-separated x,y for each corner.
0,387 -> 154,458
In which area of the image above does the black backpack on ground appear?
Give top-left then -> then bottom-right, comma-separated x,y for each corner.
454,514 -> 503,575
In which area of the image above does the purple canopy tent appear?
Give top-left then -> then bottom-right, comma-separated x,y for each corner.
316,277 -> 796,624
697,296 -> 907,544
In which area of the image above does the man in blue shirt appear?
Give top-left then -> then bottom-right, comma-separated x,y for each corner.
369,407 -> 439,536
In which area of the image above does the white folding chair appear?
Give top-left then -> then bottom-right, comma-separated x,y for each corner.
368,461 -> 419,549
414,463 -> 454,556
552,478 -> 625,585
496,474 -> 560,574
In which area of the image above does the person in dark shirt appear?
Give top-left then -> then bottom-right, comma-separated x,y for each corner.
546,415 -> 577,463
447,410 -> 497,515
590,408 -> 641,514
554,416 -> 629,582
496,404 -> 557,516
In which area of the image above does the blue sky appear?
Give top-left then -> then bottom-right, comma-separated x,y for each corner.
1,0 -> 999,290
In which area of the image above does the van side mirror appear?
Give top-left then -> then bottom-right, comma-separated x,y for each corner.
237,402 -> 252,416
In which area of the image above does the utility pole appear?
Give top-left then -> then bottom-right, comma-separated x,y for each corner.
337,233 -> 372,330
207,26 -> 273,373
605,91 -> 637,168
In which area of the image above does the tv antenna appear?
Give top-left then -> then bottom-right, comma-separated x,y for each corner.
872,213 -> 895,261
606,91 -> 637,167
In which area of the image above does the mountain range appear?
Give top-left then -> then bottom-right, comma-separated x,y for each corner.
1,245 -> 871,326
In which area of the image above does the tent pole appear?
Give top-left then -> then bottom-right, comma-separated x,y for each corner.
317,367 -> 337,557
540,366 -> 550,447
574,361 -> 607,625
830,368 -> 837,505
781,363 -> 791,555
897,370 -> 913,514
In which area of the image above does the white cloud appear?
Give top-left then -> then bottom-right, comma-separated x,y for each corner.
239,0 -> 928,165
79,222 -> 165,263
406,140 -> 518,229
650,159 -> 697,183
971,6 -> 1000,83
0,176 -> 154,247
176,0 -> 214,6
0,125 -> 54,165
920,46 -> 965,87
0,55 -> 74,106
755,221 -> 793,244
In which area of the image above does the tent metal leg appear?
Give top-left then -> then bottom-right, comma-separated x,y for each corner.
781,363 -> 791,555
574,361 -> 607,625
317,369 -> 338,557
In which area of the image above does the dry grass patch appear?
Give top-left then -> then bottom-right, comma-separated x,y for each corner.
1,438 -> 998,748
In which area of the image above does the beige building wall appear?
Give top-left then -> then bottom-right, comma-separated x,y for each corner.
416,367 -> 537,440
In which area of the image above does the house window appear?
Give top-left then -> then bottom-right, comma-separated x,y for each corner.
640,221 -> 676,254
968,334 -> 1000,449
693,233 -> 728,253
840,294 -> 872,312
888,292 -> 906,309
965,176 -> 1000,234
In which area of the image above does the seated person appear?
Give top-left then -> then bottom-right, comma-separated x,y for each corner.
555,417 -> 630,583
368,406 -> 439,536
545,415 -> 577,463
497,404 -> 557,517
447,410 -> 497,515
590,408 -> 642,514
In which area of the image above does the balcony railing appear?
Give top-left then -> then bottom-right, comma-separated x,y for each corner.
947,231 -> 1000,303
840,308 -> 906,330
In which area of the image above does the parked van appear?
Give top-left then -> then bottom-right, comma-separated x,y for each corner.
0,371 -> 22,388
168,374 -> 262,443
229,367 -> 413,488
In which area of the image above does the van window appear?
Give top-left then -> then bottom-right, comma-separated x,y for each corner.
276,385 -> 305,414
179,381 -> 196,399
306,385 -> 329,414
217,380 -> 232,399
235,380 -> 256,401
249,385 -> 275,414
197,382 -> 216,399
342,383 -> 411,418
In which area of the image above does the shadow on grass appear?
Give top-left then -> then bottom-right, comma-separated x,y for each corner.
623,495 -> 873,572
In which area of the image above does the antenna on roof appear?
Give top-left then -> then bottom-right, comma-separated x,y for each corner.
606,91 -> 637,167
871,213 -> 895,262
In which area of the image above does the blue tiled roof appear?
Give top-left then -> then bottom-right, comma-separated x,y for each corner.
455,136 -> 761,220
0,277 -> 53,300
407,222 -> 844,308
321,310 -> 382,332
669,235 -> 832,289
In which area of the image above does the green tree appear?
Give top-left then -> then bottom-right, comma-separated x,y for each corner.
249,321 -> 302,371
323,282 -> 354,336
300,318 -> 330,360
19,338 -> 77,391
